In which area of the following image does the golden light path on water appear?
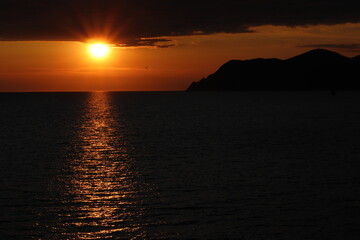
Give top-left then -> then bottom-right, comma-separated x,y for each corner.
61,92 -> 145,239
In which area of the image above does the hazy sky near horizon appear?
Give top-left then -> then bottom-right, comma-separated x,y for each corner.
0,0 -> 359,91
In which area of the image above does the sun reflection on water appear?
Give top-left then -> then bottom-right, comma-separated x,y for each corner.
61,92 -> 145,239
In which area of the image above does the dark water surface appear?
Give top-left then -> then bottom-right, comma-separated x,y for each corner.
0,92 -> 359,239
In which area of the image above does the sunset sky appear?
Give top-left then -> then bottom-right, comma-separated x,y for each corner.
0,0 -> 359,91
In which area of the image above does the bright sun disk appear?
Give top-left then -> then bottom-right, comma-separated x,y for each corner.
89,43 -> 109,58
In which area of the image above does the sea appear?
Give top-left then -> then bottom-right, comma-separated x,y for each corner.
0,91 -> 359,239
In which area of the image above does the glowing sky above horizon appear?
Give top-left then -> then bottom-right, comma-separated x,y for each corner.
0,1 -> 360,92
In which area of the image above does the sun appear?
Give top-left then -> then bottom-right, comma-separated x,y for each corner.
89,43 -> 110,59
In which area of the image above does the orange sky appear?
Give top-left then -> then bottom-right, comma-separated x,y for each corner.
0,23 -> 359,92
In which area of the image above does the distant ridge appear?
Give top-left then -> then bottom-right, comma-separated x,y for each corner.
287,49 -> 349,64
187,49 -> 359,91
352,55 -> 360,63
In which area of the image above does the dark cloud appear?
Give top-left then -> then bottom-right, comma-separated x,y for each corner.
0,0 -> 359,46
300,44 -> 360,52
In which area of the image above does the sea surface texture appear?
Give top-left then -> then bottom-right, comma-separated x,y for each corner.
0,92 -> 359,239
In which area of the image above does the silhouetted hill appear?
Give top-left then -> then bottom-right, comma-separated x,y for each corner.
287,49 -> 350,64
187,49 -> 359,91
353,55 -> 360,63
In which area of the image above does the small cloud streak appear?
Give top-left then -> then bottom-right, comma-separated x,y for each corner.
114,38 -> 176,48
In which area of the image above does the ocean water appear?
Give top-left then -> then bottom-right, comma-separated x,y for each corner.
0,91 -> 359,239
